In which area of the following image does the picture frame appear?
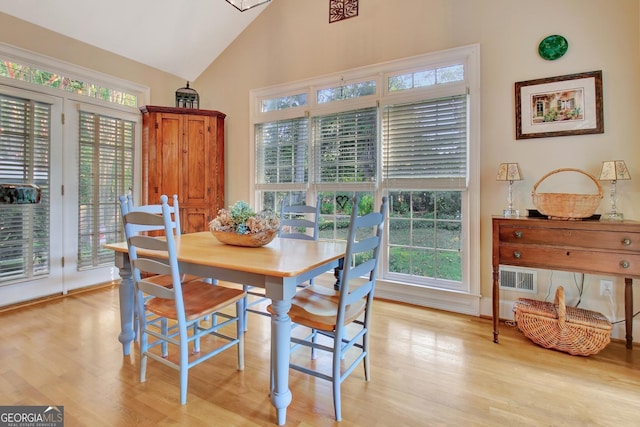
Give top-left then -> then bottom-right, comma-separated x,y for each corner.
515,70 -> 603,139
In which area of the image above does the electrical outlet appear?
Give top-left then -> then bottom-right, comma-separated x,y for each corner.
600,280 -> 613,296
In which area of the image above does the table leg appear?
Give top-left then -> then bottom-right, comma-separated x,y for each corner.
115,252 -> 135,356
625,277 -> 633,349
270,298 -> 293,426
333,257 -> 344,290
492,267 -> 500,343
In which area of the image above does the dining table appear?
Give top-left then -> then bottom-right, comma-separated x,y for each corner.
105,231 -> 345,425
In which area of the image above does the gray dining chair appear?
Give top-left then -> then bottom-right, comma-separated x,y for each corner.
243,196 -> 322,327
119,194 -> 205,338
122,194 -> 245,405
268,195 -> 387,421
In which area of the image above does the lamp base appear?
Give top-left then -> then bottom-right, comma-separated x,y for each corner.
503,208 -> 520,218
602,211 -> 624,221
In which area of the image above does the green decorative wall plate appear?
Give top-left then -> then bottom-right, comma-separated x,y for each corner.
538,35 -> 568,61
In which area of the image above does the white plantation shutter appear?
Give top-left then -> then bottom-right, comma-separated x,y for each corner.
0,94 -> 51,282
383,94 -> 468,188
256,117 -> 309,186
313,107 -> 377,185
77,110 -> 134,269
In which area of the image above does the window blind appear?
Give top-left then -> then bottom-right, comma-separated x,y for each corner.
78,111 -> 134,269
0,94 -> 51,282
256,117 -> 309,185
313,107 -> 377,184
383,95 -> 468,188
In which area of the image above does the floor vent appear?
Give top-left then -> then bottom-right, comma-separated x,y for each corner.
499,266 -> 537,293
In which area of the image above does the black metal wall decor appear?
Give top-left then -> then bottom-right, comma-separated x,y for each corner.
175,82 -> 200,109
329,0 -> 358,23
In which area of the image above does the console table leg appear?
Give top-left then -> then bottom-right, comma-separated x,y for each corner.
492,268 -> 500,343
625,277 -> 633,349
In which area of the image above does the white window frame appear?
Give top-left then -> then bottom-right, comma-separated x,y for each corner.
251,45 -> 481,316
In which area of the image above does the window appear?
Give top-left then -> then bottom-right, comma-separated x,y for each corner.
256,118 -> 309,185
0,93 -> 51,283
0,61 -> 138,107
252,46 -> 480,309
388,64 -> 464,92
387,190 -> 462,282
313,107 -> 377,184
261,93 -> 307,112
317,80 -> 376,103
382,94 -> 467,287
77,110 -> 134,269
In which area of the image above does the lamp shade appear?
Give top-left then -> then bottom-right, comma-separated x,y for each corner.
599,160 -> 631,181
225,0 -> 271,11
496,163 -> 523,181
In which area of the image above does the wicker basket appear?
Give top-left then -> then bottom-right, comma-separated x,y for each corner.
211,229 -> 278,247
513,286 -> 612,356
531,168 -> 603,220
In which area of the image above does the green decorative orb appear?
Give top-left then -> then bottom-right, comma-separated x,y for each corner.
538,35 -> 568,61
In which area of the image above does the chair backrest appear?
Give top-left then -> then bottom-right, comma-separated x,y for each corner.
122,195 -> 185,315
336,195 -> 387,326
278,195 -> 321,241
119,194 -> 182,236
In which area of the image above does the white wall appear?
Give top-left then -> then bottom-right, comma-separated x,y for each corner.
193,0 -> 640,341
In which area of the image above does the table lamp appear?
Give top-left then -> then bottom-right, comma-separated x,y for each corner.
496,163 -> 522,218
599,160 -> 631,221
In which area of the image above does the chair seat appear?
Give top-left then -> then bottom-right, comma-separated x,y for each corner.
147,280 -> 246,322
269,285 -> 365,332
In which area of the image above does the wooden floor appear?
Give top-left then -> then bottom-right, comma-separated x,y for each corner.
0,283 -> 638,427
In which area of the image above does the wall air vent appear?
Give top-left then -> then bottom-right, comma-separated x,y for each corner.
499,266 -> 537,293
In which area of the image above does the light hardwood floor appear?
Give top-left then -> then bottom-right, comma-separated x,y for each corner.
0,283 -> 638,427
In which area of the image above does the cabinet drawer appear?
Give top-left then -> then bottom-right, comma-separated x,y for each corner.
498,245 -> 640,277
499,225 -> 640,252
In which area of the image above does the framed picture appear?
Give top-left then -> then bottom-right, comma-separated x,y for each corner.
515,70 -> 603,139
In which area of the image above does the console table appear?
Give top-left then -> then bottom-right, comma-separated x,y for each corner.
492,216 -> 640,349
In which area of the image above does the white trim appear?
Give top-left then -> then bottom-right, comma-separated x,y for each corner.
0,42 -> 150,109
376,279 -> 482,316
250,45 -> 481,316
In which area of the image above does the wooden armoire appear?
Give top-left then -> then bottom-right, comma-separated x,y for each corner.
140,105 -> 226,234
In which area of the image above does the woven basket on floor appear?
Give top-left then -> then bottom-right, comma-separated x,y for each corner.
513,286 -> 612,356
531,168 -> 603,220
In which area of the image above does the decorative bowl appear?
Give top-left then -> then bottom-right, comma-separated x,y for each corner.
211,229 -> 278,247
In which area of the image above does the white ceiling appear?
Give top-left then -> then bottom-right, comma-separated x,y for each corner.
1,0 -> 270,81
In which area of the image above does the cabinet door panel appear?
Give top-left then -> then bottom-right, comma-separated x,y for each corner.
183,208 -> 209,234
183,115 -> 208,205
157,114 -> 181,201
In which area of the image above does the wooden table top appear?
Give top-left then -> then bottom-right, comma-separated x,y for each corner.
105,231 -> 346,278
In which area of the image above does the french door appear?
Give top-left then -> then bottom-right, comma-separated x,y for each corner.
0,85 -> 134,306
0,86 -> 64,304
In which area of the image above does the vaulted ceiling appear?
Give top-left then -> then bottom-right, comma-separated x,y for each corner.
1,0 -> 270,81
